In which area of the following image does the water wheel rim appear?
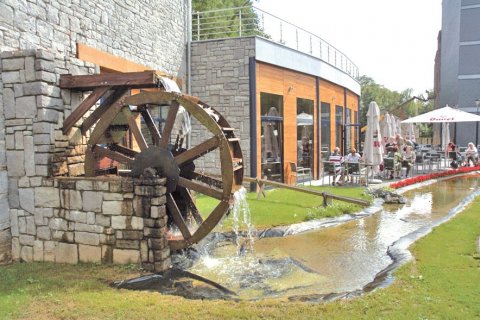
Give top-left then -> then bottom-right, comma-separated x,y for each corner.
86,91 -> 242,250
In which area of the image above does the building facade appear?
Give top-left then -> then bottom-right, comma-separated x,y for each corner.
0,0 -> 188,265
190,37 -> 360,183
437,0 -> 480,146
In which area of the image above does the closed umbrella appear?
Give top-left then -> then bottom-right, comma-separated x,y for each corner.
395,116 -> 402,137
382,113 -> 393,146
406,123 -> 416,142
363,101 -> 384,175
442,122 -> 450,151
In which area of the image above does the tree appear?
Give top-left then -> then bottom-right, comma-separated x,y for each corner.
191,0 -> 267,40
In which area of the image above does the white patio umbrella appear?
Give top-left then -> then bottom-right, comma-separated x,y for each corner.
401,105 -> 480,123
296,112 -> 313,126
406,123 -> 416,142
395,116 -> 402,137
442,122 -> 450,151
382,113 -> 393,146
363,101 -> 384,176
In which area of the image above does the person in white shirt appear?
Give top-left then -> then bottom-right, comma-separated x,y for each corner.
328,147 -> 344,185
465,142 -> 478,166
344,147 -> 362,183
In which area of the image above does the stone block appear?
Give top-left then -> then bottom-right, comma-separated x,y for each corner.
44,241 -> 55,262
112,216 -> 144,230
75,231 -> 100,246
95,214 -> 111,227
67,210 -> 87,223
103,193 -> 123,201
101,245 -> 113,263
68,163 -> 84,176
153,248 -> 171,261
33,240 -> 44,261
82,191 -> 103,212
2,71 -> 21,83
19,234 -> 34,246
19,188 -> 34,213
3,87 -> 15,119
79,244 -> 101,263
37,108 -> 60,123
55,242 -> 78,264
112,249 -> 140,264
24,136 -> 35,176
154,258 -> 171,272
15,96 -> 36,118
116,230 -> 143,240
61,190 -> 82,210
99,234 -> 116,245
11,237 -> 20,260
8,179 -> 19,208
18,216 -> 26,233
86,212 -> 95,225
20,246 -> 33,262
49,218 -> 68,231
94,181 -> 109,191
14,131 -> 24,150
35,187 -> 60,207
102,201 -> 122,215
2,58 -> 25,71
26,216 -> 36,235
10,210 -> 19,237
6,151 -> 25,177
116,240 -> 140,250
75,223 -> 103,233
37,226 -> 51,240
147,238 -> 167,250
151,196 -> 166,206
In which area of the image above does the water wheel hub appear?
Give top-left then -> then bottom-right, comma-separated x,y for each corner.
131,146 -> 180,193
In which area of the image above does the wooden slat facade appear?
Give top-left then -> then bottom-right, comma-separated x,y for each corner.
255,62 -> 359,184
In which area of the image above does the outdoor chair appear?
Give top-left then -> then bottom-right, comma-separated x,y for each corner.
426,152 -> 441,171
344,162 -> 367,185
288,162 -> 311,185
322,161 -> 343,186
415,153 -> 430,174
383,157 -> 400,179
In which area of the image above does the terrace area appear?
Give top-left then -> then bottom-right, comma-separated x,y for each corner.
191,6 -> 359,79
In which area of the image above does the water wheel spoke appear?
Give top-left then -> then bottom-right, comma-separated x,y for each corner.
81,87 -> 129,135
92,144 -> 135,165
191,171 -> 224,190
139,107 -> 161,146
159,101 -> 180,148
178,177 -> 224,200
174,136 -> 219,166
108,143 -> 138,159
63,86 -> 111,134
166,194 -> 192,240
122,107 -> 148,151
179,188 -> 203,225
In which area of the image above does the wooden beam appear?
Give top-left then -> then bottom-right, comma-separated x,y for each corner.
62,86 -> 111,134
122,107 -> 148,151
159,101 -> 180,148
92,145 -> 134,165
166,194 -> 192,240
140,107 -> 161,146
178,177 -> 224,201
81,87 -> 129,134
174,136 -> 219,166
60,71 -> 160,90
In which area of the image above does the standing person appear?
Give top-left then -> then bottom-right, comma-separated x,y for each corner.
401,146 -> 416,177
328,147 -> 344,185
464,142 -> 478,166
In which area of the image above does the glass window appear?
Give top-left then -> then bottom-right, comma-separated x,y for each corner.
321,102 -> 331,160
260,93 -> 284,182
297,98 -> 314,172
335,105 -> 344,153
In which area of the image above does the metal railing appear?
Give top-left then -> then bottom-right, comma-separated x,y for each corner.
192,6 -> 359,79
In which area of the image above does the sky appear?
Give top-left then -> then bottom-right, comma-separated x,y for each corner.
255,0 -> 442,95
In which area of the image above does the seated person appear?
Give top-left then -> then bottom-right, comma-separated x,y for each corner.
386,146 -> 401,179
328,147 -> 344,185
464,142 -> 478,166
385,136 -> 396,154
344,147 -> 362,183
401,146 -> 416,177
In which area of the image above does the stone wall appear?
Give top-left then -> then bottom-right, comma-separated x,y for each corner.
10,176 -> 169,271
190,38 -> 255,175
0,0 -> 187,76
0,49 -> 171,270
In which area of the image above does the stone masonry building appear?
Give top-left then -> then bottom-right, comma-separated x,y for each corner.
0,0 -> 189,268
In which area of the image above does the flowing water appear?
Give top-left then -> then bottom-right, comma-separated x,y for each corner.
186,174 -> 480,300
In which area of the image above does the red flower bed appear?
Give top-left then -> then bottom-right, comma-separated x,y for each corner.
389,166 -> 480,189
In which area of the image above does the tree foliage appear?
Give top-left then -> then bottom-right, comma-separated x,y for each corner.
192,0 -> 266,40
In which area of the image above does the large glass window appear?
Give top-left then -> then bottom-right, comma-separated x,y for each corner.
335,105 -> 343,153
260,93 -> 284,182
321,102 -> 331,160
297,98 -> 314,172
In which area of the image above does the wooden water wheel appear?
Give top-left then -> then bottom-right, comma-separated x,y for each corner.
60,72 -> 244,250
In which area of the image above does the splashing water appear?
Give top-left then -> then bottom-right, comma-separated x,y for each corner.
231,187 -> 256,255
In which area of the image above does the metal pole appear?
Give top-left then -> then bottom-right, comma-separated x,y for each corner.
476,99 -> 480,148
239,9 -> 242,37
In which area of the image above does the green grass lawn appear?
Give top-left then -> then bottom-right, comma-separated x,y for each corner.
197,186 -> 371,230
1,197 -> 479,319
